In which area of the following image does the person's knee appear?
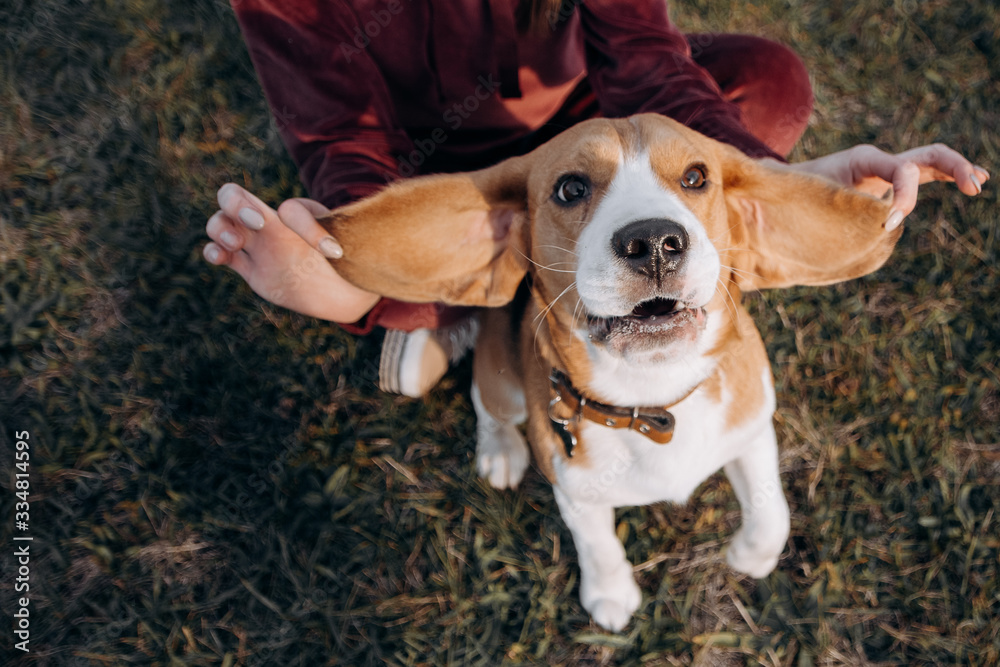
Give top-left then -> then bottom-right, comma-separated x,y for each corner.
740,38 -> 814,155
691,34 -> 814,154
761,40 -> 813,119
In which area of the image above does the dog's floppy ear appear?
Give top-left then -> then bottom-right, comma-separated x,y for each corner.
721,144 -> 903,291
317,155 -> 530,307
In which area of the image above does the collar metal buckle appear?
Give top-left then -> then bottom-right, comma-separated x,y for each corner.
547,395 -> 579,458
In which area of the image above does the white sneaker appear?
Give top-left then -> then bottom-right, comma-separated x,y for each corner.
378,316 -> 480,398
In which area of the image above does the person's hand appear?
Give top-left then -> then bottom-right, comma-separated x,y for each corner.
793,144 -> 989,230
203,183 -> 379,323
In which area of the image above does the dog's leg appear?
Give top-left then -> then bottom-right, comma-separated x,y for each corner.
553,487 -> 641,632
724,425 -> 790,578
470,381 -> 529,489
471,309 -> 529,489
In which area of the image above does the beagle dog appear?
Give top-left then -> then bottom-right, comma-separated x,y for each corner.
320,114 -> 901,631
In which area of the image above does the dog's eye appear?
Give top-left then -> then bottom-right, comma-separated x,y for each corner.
554,174 -> 591,205
681,165 -> 707,189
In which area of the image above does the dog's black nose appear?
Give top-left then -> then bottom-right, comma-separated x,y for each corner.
611,218 -> 689,282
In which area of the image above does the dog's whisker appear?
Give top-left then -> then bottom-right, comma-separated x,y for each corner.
534,244 -> 580,256
533,281 -> 578,342
537,260 -> 578,270
721,272 -> 745,320
534,290 -> 576,348
513,246 -> 578,274
714,281 -> 740,326
556,231 -> 582,253
710,221 -> 741,244
570,295 -> 587,345
719,262 -> 764,282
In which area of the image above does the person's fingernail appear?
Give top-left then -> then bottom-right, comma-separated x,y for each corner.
318,236 -> 343,259
885,211 -> 905,231
239,207 -> 266,230
221,231 -> 239,249
218,183 -> 236,209
205,245 -> 219,263
975,166 -> 990,180
971,174 -> 983,195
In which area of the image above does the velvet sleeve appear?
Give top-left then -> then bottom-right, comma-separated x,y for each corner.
230,0 -> 414,208
577,0 -> 783,160
231,1 -> 421,334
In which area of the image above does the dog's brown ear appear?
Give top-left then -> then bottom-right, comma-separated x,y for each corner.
317,156 -> 530,307
720,144 -> 903,291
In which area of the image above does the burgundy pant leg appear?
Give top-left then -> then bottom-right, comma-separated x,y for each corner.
688,33 -> 813,157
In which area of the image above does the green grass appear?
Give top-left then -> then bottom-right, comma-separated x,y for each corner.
1,0 -> 998,664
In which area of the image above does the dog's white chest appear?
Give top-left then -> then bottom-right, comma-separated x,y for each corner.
553,381 -> 774,509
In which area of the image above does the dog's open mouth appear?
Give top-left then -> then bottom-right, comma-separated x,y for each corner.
587,298 -> 706,347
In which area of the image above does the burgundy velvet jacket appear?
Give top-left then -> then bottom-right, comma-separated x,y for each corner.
231,0 -> 785,332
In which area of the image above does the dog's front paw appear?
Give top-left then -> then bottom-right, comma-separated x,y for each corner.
580,563 -> 641,632
726,528 -> 784,579
588,597 -> 638,633
476,424 -> 530,489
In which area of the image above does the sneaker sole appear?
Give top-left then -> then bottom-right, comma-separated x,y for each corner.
378,329 -> 407,394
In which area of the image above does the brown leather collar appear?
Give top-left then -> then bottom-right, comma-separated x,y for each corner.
548,369 -> 697,457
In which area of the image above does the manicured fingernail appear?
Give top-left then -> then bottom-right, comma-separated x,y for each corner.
218,183 -> 236,209
238,207 -> 266,230
318,236 -> 343,259
885,211 -> 905,231
971,174 -> 983,195
221,231 -> 239,248
205,245 -> 219,263
975,166 -> 990,180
